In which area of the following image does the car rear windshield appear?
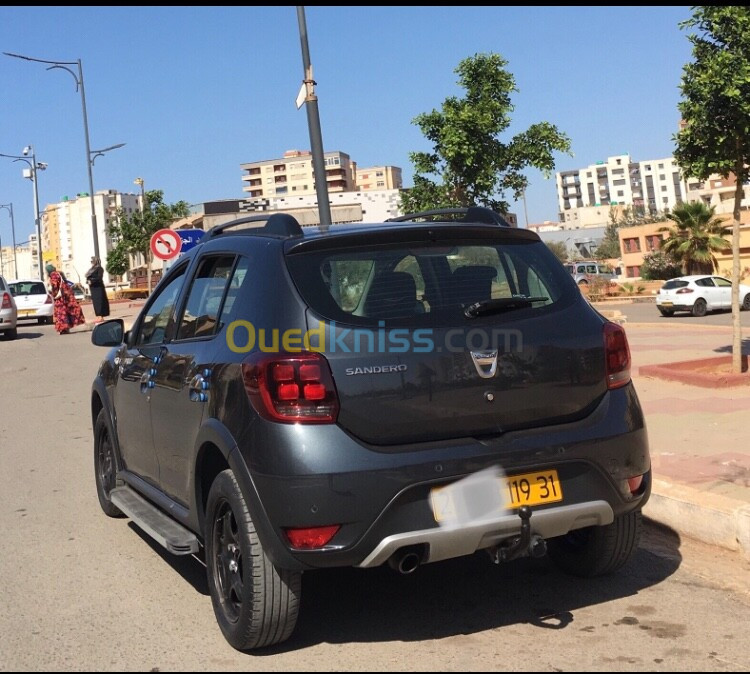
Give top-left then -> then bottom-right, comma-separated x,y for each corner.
9,281 -> 47,296
286,238 -> 575,326
662,280 -> 689,290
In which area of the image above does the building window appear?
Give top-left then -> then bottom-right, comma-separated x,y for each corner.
644,164 -> 651,171
661,185 -> 668,191
659,174 -> 666,181
617,190 -> 624,197
658,163 -> 664,169
613,179 -> 626,186
325,157 -> 341,166
623,237 -> 641,253
377,181 -> 385,187
361,173 -> 369,179
376,171 -> 384,177
275,186 -> 288,194
646,235 -> 662,251
626,266 -> 641,278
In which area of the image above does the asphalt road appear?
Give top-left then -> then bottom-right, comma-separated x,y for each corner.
1,324 -> 749,671
595,300 -> 750,327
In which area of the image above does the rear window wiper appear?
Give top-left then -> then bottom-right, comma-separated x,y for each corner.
464,296 -> 549,318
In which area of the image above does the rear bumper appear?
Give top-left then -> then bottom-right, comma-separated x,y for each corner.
234,382 -> 650,572
15,305 -> 53,320
0,310 -> 17,329
357,500 -> 614,567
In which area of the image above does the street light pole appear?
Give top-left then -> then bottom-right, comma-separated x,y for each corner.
296,6 -> 332,231
4,52 -> 124,263
0,148 -> 46,280
134,177 -> 145,214
0,203 -> 17,279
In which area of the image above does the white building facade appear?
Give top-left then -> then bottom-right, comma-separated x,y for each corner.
556,154 -> 688,228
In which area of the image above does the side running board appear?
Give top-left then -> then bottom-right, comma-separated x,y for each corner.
110,486 -> 200,555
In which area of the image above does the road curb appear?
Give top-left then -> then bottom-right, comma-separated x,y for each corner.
645,478 -> 750,560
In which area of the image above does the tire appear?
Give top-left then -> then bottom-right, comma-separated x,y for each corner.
577,279 -> 589,286
205,469 -> 301,651
94,409 -> 124,518
658,308 -> 674,317
547,510 -> 642,577
743,294 -> 750,311
691,298 -> 707,317
2,328 -> 17,340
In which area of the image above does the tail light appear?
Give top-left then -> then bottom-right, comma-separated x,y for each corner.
1,293 -> 11,309
242,351 -> 339,423
676,288 -> 694,294
44,293 -> 53,304
604,322 -> 631,389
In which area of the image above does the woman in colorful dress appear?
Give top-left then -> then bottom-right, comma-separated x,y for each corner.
46,264 -> 86,335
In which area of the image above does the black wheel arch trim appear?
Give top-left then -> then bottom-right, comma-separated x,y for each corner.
191,418 -> 306,572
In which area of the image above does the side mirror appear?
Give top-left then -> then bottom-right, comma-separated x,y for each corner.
91,319 -> 125,347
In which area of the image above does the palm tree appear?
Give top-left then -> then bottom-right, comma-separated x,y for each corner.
659,201 -> 731,275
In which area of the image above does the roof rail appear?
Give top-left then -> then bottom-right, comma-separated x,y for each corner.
386,206 -> 511,227
204,213 -> 303,241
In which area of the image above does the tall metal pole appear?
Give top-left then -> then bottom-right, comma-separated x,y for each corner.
77,59 -> 100,261
0,203 -> 17,279
522,189 -> 529,228
296,6 -> 332,231
28,149 -> 43,280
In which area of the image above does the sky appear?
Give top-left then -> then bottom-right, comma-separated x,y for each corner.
1,5 -> 694,251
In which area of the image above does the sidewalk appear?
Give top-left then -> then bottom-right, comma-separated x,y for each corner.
83,302 -> 750,559
626,322 -> 750,559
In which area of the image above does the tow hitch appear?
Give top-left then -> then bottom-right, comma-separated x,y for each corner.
487,505 -> 547,564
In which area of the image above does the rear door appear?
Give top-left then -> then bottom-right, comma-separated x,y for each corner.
286,228 -> 607,445
149,254 -> 242,504
712,276 -> 732,308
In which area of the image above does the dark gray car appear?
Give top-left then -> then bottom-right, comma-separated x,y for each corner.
91,208 -> 650,651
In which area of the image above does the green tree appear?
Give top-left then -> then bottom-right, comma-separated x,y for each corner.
658,202 -> 730,275
545,241 -> 569,263
399,53 -> 571,215
595,220 -> 622,259
106,244 -> 130,289
639,250 -> 683,281
674,5 -> 750,373
108,190 -> 190,293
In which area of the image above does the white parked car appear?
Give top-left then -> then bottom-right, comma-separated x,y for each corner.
7,279 -> 54,325
0,275 -> 18,339
656,275 -> 750,317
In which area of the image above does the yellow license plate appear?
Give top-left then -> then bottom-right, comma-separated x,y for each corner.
18,309 -> 35,316
661,301 -> 673,306
430,469 -> 563,522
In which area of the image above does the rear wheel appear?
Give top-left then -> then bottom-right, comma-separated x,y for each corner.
94,409 -> 124,518
2,328 -> 17,340
692,298 -> 707,317
547,510 -> 642,577
205,469 -> 301,651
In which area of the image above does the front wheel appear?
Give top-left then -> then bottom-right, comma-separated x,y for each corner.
743,294 -> 750,311
547,510 -> 642,577
94,409 -> 124,518
205,470 -> 301,651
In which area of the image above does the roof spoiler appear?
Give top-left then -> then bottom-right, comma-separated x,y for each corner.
204,213 -> 303,240
386,206 -> 511,227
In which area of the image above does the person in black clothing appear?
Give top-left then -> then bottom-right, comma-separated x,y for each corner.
85,256 -> 110,322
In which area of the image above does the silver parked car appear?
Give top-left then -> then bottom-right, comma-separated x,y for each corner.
0,275 -> 18,340
565,261 -> 618,286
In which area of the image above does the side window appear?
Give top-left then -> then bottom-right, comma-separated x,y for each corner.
713,277 -> 731,288
586,264 -> 598,274
695,278 -> 714,287
136,268 -> 187,346
218,257 -> 251,325
176,255 -> 236,340
577,265 -> 586,274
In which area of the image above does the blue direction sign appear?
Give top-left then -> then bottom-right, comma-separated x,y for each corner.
176,229 -> 205,253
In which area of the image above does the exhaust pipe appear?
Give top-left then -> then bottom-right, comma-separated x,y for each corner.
387,546 -> 423,575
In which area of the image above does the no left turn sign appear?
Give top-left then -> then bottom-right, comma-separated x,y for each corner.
150,229 -> 182,261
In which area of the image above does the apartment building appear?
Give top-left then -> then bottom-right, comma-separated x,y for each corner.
556,154 -> 687,228
241,149 -> 357,199
355,165 -> 402,191
41,190 -> 140,286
